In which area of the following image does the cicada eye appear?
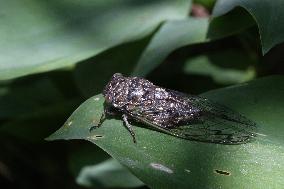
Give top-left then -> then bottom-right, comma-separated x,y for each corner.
105,94 -> 112,104
112,73 -> 123,80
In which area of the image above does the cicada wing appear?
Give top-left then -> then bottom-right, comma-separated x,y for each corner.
187,95 -> 257,131
135,112 -> 257,144
130,89 -> 257,144
143,93 -> 257,144
166,113 -> 256,144
167,95 -> 258,144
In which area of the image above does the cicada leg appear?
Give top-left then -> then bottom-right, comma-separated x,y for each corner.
89,104 -> 117,132
122,114 -> 136,143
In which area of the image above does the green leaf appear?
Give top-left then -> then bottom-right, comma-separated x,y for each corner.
132,18 -> 209,77
212,0 -> 284,54
0,0 -> 190,80
183,49 -> 256,84
76,158 -> 144,188
207,7 -> 255,40
49,76 -> 284,188
132,12 -> 254,77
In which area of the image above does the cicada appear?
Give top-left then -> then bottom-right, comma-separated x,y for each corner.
90,73 -> 257,144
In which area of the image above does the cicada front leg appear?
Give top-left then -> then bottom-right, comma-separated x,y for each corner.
89,103 -> 118,132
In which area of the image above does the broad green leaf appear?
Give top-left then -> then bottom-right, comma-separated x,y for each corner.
183,49 -> 256,84
212,0 -> 284,54
76,158 -> 144,188
207,7 -> 255,40
132,12 -> 254,77
132,18 -> 209,77
49,76 -> 284,188
0,0 -> 190,80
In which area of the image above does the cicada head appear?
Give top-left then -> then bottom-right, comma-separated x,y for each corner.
103,73 -> 129,108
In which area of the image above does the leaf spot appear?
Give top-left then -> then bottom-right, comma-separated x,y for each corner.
150,163 -> 173,174
184,169 -> 191,173
214,169 -> 231,176
94,97 -> 100,101
66,121 -> 73,126
87,135 -> 104,140
240,168 -> 248,175
121,158 -> 139,168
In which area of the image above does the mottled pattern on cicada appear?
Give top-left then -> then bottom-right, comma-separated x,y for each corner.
94,73 -> 257,144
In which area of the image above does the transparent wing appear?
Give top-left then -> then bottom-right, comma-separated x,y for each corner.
166,115 -> 256,144
166,95 -> 257,144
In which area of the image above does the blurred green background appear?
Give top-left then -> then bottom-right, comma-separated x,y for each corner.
1,0 -> 284,188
